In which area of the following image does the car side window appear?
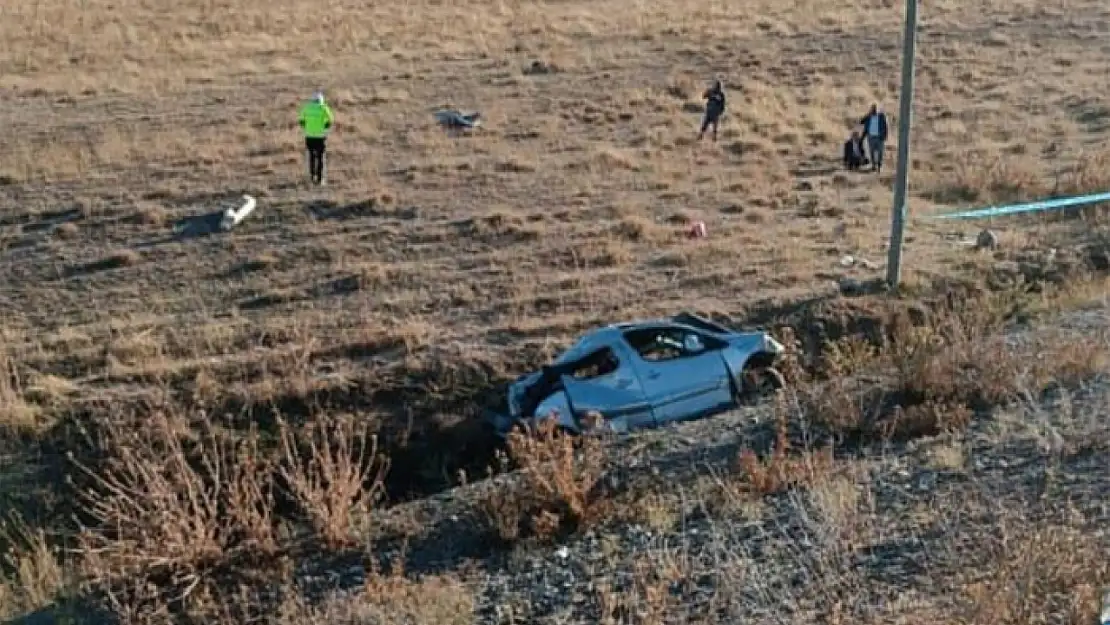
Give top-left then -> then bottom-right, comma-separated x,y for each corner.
623,328 -> 711,363
567,347 -> 620,379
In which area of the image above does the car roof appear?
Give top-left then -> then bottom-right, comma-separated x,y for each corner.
553,319 -> 699,363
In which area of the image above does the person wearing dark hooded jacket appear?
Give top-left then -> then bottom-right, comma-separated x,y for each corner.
697,79 -> 726,142
859,103 -> 889,173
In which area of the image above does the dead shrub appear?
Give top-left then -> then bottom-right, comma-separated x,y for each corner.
0,348 -> 39,434
611,215 -> 663,242
276,413 -> 390,551
927,153 -> 1044,205
597,555 -> 685,625
275,564 -> 474,625
481,419 -> 606,544
735,402 -> 836,495
801,290 -> 1105,443
0,515 -> 67,620
62,407 -> 393,618
1052,150 -> 1110,199
68,411 -> 279,612
961,520 -> 1110,625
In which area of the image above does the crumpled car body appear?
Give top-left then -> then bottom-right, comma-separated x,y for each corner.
488,312 -> 787,437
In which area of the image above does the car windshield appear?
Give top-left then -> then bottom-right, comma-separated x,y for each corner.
552,338 -> 594,365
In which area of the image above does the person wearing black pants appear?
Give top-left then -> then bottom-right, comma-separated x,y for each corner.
298,91 -> 334,185
697,79 -> 726,142
305,136 -> 327,185
859,103 -> 889,173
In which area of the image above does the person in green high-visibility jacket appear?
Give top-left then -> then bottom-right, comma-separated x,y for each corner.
298,91 -> 334,185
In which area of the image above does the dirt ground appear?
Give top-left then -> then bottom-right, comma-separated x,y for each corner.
2,0 -> 1110,621
3,0 -> 1110,346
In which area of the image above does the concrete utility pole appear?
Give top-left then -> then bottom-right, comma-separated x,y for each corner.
885,0 -> 920,289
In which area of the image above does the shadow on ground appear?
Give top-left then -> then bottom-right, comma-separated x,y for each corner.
14,208 -> 85,232
235,269 -> 394,310
3,604 -> 115,625
171,211 -> 226,237
305,199 -> 417,221
127,210 -> 228,251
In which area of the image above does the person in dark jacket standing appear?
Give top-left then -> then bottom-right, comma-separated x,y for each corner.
697,79 -> 726,142
859,103 -> 889,172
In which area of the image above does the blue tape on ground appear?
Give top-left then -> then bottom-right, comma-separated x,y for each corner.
930,191 -> 1110,220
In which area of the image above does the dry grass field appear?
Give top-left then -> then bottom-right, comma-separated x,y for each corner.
3,0 -> 1110,621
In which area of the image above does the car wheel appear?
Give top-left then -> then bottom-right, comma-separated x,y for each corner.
738,366 -> 785,404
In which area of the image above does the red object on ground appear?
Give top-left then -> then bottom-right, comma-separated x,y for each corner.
688,220 -> 707,239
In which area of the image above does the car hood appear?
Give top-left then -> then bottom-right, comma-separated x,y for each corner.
726,331 -> 785,355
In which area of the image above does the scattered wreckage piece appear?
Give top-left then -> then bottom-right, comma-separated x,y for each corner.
487,312 -> 787,438
975,229 -> 999,250
434,109 -> 482,130
220,194 -> 257,232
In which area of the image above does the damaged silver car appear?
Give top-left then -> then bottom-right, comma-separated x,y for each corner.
488,312 -> 787,437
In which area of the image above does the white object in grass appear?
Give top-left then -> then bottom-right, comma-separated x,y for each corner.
220,195 -> 257,231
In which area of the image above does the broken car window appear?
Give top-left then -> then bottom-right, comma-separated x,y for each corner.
623,328 -> 706,362
568,347 -> 620,379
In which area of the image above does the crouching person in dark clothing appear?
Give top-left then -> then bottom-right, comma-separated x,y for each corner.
843,130 -> 869,170
697,79 -> 726,142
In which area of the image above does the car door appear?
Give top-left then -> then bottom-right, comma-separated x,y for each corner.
557,346 -> 654,433
621,326 -> 734,425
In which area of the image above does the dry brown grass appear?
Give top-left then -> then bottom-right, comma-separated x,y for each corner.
276,571 -> 475,625
4,0 -> 1110,620
51,408 -> 396,619
2,280 -> 1107,619
798,287 -> 1108,443
481,418 -> 608,544
275,415 -> 390,550
735,401 -> 837,495
581,456 -> 1110,625
961,521 -> 1110,625
0,517 -> 68,621
0,347 -> 40,436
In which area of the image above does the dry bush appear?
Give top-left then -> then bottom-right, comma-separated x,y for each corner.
0,515 -> 68,620
65,407 -> 391,617
736,469 -> 881,624
275,566 -> 474,625
481,419 -> 607,544
68,411 -> 280,611
928,150 -> 1110,219
0,347 -> 39,434
1053,151 -> 1110,198
276,414 -> 390,550
597,555 -> 685,625
927,153 -> 1044,205
735,401 -> 836,496
802,290 -> 1105,443
960,518 -> 1110,625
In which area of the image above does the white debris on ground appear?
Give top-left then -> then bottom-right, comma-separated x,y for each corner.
219,194 -> 257,232
838,254 -> 879,270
